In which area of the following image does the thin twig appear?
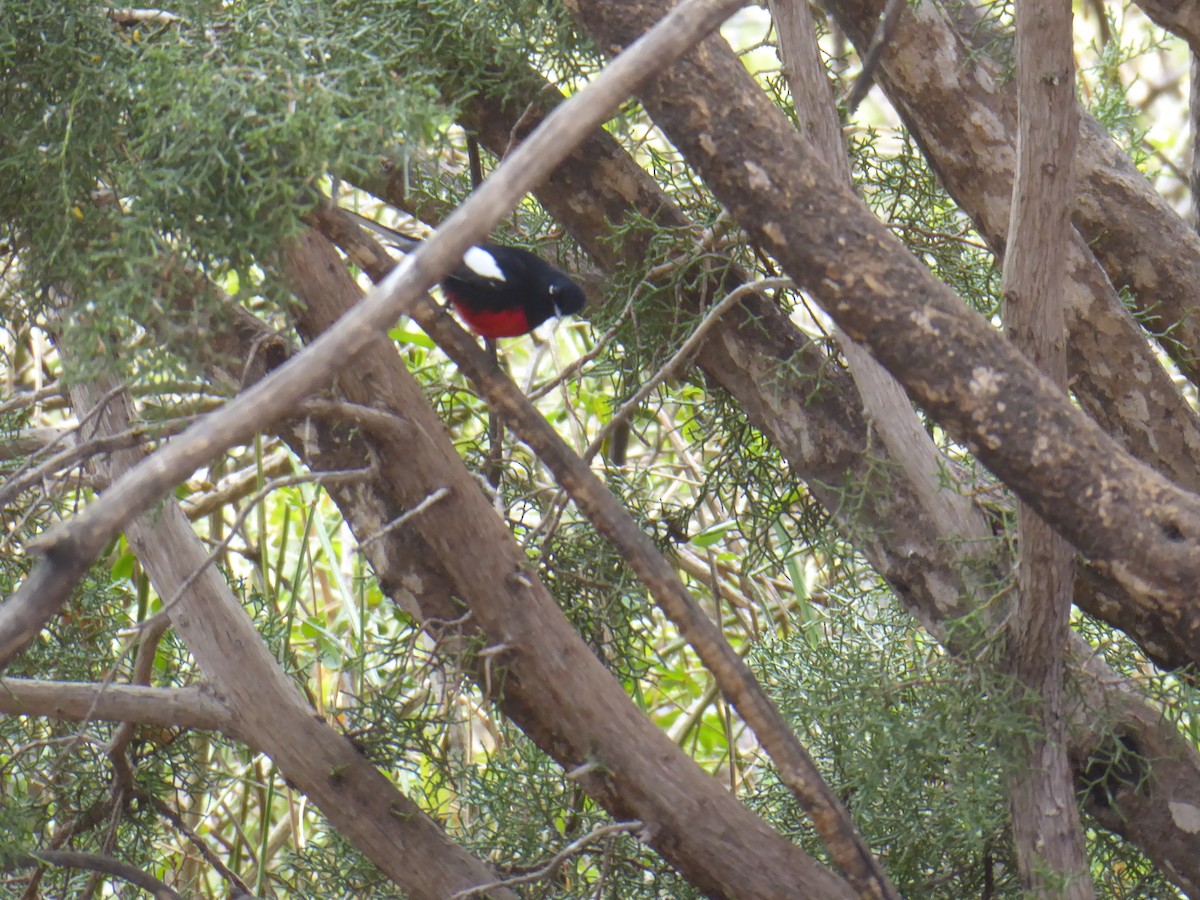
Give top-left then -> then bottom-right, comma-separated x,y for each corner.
449,821 -> 643,899
887,221 -> 990,252
357,487 -> 451,547
844,0 -> 906,115
526,299 -> 634,402
139,791 -> 256,897
584,278 -> 793,462
7,848 -> 183,899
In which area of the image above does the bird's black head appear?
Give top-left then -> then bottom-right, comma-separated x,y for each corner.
545,273 -> 586,319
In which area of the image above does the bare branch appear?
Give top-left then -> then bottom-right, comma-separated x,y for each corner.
179,448 -> 292,519
5,848 -> 183,899
0,679 -> 238,736
574,0 -> 1200,640
0,384 -> 61,415
449,821 -> 644,899
771,0 -> 991,552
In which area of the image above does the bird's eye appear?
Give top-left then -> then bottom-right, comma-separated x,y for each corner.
548,283 -> 560,295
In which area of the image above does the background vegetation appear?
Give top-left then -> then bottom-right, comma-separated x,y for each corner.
2,0 -> 1197,896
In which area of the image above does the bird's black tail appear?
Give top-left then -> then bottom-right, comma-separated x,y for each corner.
340,207 -> 423,254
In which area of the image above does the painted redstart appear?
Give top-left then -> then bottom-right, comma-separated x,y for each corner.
345,209 -> 586,339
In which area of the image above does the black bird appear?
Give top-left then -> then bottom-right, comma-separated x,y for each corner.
345,209 -> 585,339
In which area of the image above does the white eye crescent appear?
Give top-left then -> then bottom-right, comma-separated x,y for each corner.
462,247 -> 506,282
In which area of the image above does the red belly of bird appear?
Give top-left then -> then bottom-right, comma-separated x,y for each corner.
451,300 -> 533,339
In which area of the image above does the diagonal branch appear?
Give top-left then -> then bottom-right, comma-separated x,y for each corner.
769,0 -> 991,561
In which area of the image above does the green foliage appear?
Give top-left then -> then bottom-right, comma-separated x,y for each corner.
538,514 -> 655,681
279,827 -> 402,897
1088,827 -> 1186,899
749,594 -> 1025,897
1079,13 -> 1168,167
332,0 -> 596,108
5,566 -> 133,682
854,127 -> 1002,318
0,0 -> 444,377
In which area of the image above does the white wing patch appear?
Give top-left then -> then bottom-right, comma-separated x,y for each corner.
462,246 -> 506,282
